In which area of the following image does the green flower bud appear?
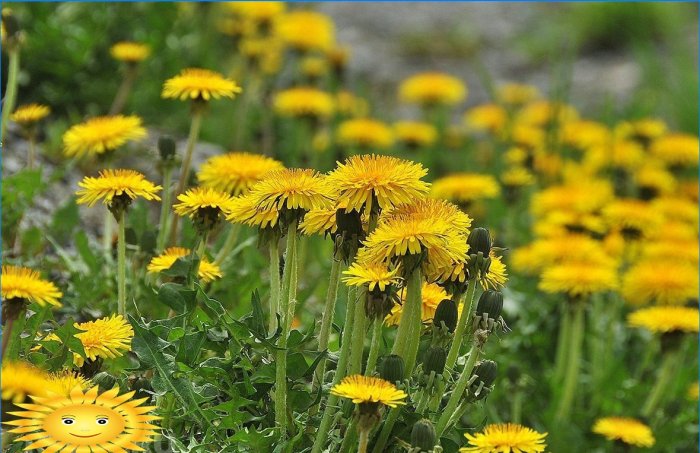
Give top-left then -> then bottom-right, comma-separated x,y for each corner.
422,346 -> 447,375
433,298 -> 458,333
158,135 -> 177,161
410,418 -> 437,451
379,354 -> 404,384
475,290 -> 503,320
468,227 -> 492,256
469,360 -> 497,402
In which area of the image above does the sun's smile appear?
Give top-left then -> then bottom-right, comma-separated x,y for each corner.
70,432 -> 100,438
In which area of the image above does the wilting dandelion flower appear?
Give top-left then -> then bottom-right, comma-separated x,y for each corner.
162,68 -> 242,102
147,247 -> 223,283
337,118 -> 394,149
592,417 -> 655,448
393,121 -> 438,148
621,261 -> 698,305
63,115 -> 146,158
627,306 -> 699,334
330,374 -> 407,408
272,87 -> 335,119
110,41 -> 150,63
74,315 -> 134,367
399,72 -> 467,106
76,169 -> 162,208
1,361 -> 59,403
198,152 -> 283,195
276,11 -> 335,52
327,154 -> 429,214
10,103 -> 49,125
431,173 -> 501,205
1,265 -> 62,308
460,423 -> 547,453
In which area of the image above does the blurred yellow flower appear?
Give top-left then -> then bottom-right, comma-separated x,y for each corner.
399,72 -> 467,106
622,260 -> 698,305
628,306 -> 699,334
276,11 -> 335,52
496,83 -> 541,106
431,173 -> 500,204
601,199 -> 662,239
500,167 -> 535,188
10,103 -> 50,125
198,152 -> 283,195
592,417 -> 654,448
63,115 -> 146,158
650,133 -> 699,166
1,361 -> 59,404
464,104 -> 507,134
272,87 -> 335,119
517,100 -> 578,128
110,41 -> 150,63
48,371 -> 90,396
336,90 -> 369,117
226,1 -> 285,21
148,247 -> 223,283
539,258 -> 618,298
162,68 -> 242,102
336,118 -> 394,149
561,120 -> 610,150
393,121 -> 438,147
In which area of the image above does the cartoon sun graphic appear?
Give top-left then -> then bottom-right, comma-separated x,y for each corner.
4,385 -> 160,452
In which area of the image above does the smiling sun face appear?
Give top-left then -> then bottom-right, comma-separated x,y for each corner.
4,385 -> 159,452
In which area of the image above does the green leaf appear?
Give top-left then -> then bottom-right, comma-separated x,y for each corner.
74,230 -> 100,271
50,197 -> 79,244
249,290 -> 266,337
140,230 -> 157,254
286,353 -> 308,381
162,255 -> 197,279
175,331 -> 207,366
54,318 -> 86,359
157,283 -> 196,314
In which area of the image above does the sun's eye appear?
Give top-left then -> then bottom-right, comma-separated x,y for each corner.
62,418 -> 75,425
96,417 -> 109,425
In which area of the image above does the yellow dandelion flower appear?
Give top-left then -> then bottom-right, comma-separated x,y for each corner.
539,259 -> 618,298
198,152 -> 284,196
592,417 -> 655,448
641,239 -> 698,265
511,235 -> 612,274
533,210 -> 607,238
226,1 -> 286,21
561,120 -> 610,150
109,41 -> 150,63
621,261 -> 698,305
272,87 -> 335,119
63,115 -> 146,158
601,199 -> 662,238
650,133 -> 699,167
651,197 -> 698,229
2,265 -> 62,307
48,371 -> 90,396
688,382 -> 699,401
327,154 -> 429,213
431,173 -> 501,204
510,124 -> 545,150
385,282 -> 449,326
628,306 -> 699,334
336,118 -> 394,149
300,56 -> 329,78
635,164 -> 676,198
617,118 -> 667,142
244,168 -> 334,216
330,374 -> 407,408
460,423 -> 547,453
531,180 -> 613,217
500,167 -> 535,188
336,90 -> 369,118
677,179 -> 698,202
496,83 -> 541,105
227,193 -> 279,229
74,315 -> 134,367
276,11 -> 335,52
147,247 -> 223,283
464,104 -> 507,135
1,361 -> 60,404
173,186 -> 237,219
299,206 -> 338,236
343,261 -> 401,292
75,169 -> 161,207
517,100 -> 578,128
393,121 -> 438,147
398,72 -> 467,106
481,253 -> 508,290
162,68 -> 242,102
10,103 -> 50,125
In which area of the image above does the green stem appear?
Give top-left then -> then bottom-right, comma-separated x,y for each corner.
511,388 -> 523,424
117,210 -> 126,316
311,285 -> 357,453
436,341 -> 480,436
339,418 -> 358,453
103,209 -> 114,257
275,220 -> 298,438
445,278 -> 477,371
27,135 -> 36,169
552,303 -> 572,386
401,269 -> 423,377
641,349 -> 680,418
554,301 -> 585,423
214,223 -> 242,265
268,240 -> 281,335
168,109 -> 204,245
109,64 -> 138,115
358,427 -> 370,453
312,255 -> 343,396
349,286 -> 368,375
364,318 -> 383,376
371,406 -> 401,453
1,48 -> 20,143
156,165 -> 173,252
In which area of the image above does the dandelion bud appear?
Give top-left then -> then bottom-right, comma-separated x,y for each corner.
433,298 -> 457,333
379,354 -> 405,384
475,289 -> 503,320
422,346 -> 447,375
410,418 -> 437,451
157,135 -> 177,161
468,227 -> 492,256
469,360 -> 497,402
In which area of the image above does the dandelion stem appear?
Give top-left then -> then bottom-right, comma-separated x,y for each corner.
339,418 -> 359,453
1,312 -> 18,359
156,164 -> 173,252
349,286 -> 368,375
109,64 -> 138,115
1,47 -> 20,143
214,223 -> 242,265
268,240 -> 281,335
275,219 -> 299,437
554,300 -> 585,423
364,317 -> 383,376
641,349 -> 680,418
311,285 -> 357,453
357,426 -> 370,453
103,210 -> 114,257
446,278 -> 477,371
390,268 -> 423,376
168,109 -> 204,245
311,253 -> 344,399
511,387 -> 523,424
436,340 -> 481,436
402,269 -> 423,377
27,135 -> 36,169
552,302 -> 572,386
371,406 -> 401,453
117,210 -> 127,316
